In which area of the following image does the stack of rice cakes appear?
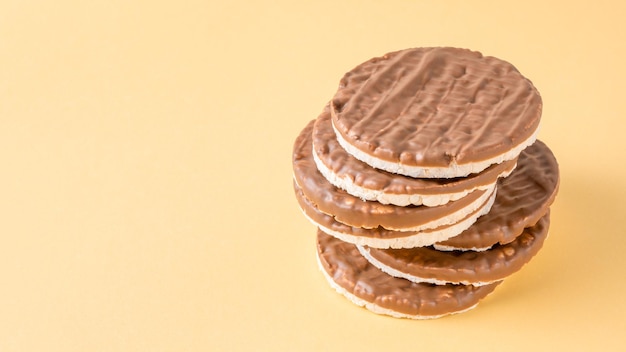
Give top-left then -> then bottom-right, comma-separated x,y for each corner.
292,47 -> 559,319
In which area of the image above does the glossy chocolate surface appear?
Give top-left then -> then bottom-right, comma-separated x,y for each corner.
294,181 -> 483,240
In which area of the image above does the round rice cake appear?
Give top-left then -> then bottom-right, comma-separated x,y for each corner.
435,140 -> 559,251
313,104 -> 516,206
330,47 -> 542,178
294,180 -> 496,249
316,229 -> 501,319
359,212 -> 550,286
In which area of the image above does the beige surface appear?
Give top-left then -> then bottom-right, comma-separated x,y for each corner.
0,0 -> 624,350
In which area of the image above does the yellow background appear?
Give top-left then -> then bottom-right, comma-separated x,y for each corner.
0,0 -> 624,350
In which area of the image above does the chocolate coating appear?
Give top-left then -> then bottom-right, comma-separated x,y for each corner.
437,140 -> 559,249
294,180 -> 483,240
317,230 -> 500,317
313,104 -> 517,196
331,47 -> 542,168
365,213 -> 550,285
292,120 -> 489,230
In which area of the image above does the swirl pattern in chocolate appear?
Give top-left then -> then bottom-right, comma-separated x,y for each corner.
331,47 -> 542,174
